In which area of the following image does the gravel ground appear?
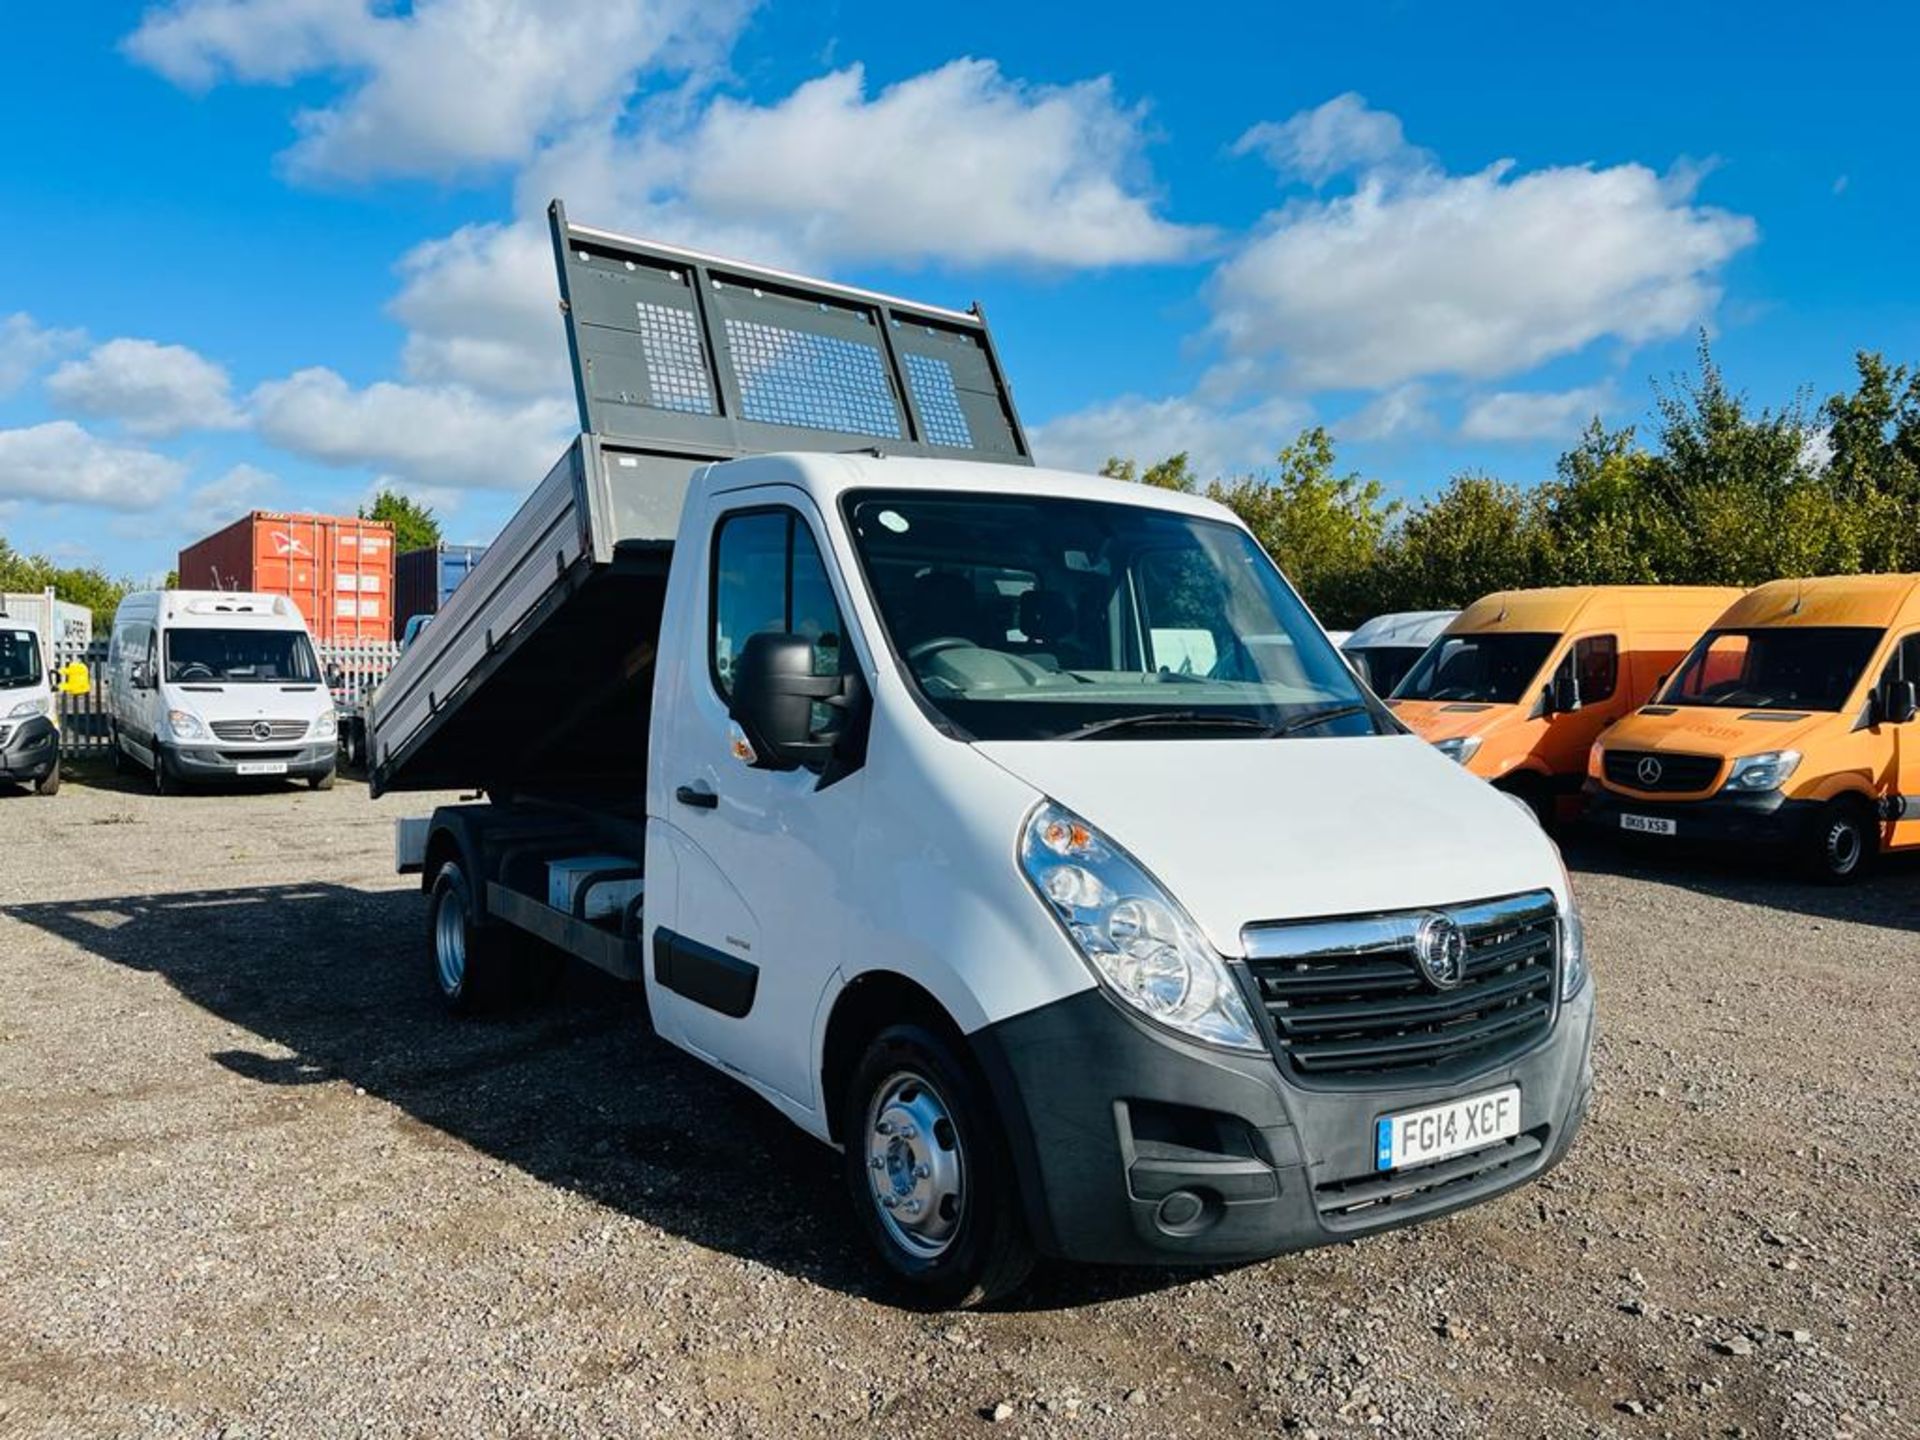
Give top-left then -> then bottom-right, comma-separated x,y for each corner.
1,766 -> 1916,1440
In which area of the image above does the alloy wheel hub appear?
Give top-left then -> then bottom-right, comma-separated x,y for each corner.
865,1071 -> 964,1258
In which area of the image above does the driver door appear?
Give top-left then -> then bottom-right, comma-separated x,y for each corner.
1879,632 -> 1920,851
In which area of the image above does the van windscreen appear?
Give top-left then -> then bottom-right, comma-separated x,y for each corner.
1391,633 -> 1557,705
165,628 -> 320,684
842,491 -> 1380,743
0,628 -> 41,688
1660,627 -> 1882,712
1350,645 -> 1427,696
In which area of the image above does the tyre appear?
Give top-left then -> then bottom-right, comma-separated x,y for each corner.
1802,798 -> 1876,884
152,745 -> 176,796
841,1023 -> 1034,1309
34,761 -> 60,796
309,766 -> 336,792
427,860 -> 513,1013
110,722 -> 126,775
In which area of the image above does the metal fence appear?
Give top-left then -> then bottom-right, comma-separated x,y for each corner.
51,638 -> 402,761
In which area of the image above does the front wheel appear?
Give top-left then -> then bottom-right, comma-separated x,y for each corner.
152,745 -> 177,796
309,766 -> 336,792
842,1024 -> 1034,1309
34,762 -> 60,796
1802,798 -> 1876,884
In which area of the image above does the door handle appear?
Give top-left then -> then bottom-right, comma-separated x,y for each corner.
675,783 -> 719,810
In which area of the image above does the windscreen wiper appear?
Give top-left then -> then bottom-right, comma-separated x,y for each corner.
1061,711 -> 1280,741
1272,702 -> 1373,736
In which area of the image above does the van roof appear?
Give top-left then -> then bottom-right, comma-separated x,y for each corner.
1344,610 -> 1457,649
1713,573 -> 1920,630
1447,585 -> 1747,635
117,590 -> 312,631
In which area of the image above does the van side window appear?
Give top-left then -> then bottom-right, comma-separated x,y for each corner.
710,508 -> 845,700
1564,635 -> 1618,703
1880,633 -> 1920,685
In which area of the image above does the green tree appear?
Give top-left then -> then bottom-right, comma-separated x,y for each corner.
0,534 -> 136,631
1381,474 -> 1551,610
360,489 -> 443,554
1204,428 -> 1397,625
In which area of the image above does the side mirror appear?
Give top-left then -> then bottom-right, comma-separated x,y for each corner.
1877,678 -> 1919,725
326,665 -> 346,691
1547,675 -> 1582,715
129,662 -> 154,691
729,632 -> 841,770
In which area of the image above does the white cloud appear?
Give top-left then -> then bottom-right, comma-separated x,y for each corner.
1232,93 -> 1421,185
46,338 -> 244,437
249,367 -> 574,490
390,58 -> 1201,397
126,0 -> 751,182
0,422 -> 186,509
1211,100 -> 1757,391
1336,383 -> 1434,442
1459,383 -> 1616,442
178,462 -> 279,536
641,61 -> 1204,268
1031,393 -> 1307,481
0,313 -> 86,395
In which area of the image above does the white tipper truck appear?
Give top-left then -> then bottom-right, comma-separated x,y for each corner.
371,203 -> 1594,1305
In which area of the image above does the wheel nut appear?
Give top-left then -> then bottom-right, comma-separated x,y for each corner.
869,1156 -> 885,1171
875,1121 -> 894,1136
902,1199 -> 923,1215
898,1125 -> 917,1140
913,1163 -> 930,1179
881,1195 -> 898,1209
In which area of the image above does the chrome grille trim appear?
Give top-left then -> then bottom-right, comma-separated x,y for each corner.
209,719 -> 310,742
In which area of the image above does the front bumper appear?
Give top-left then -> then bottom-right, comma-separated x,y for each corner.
971,980 -> 1595,1267
1583,781 -> 1818,848
166,740 -> 337,781
0,716 -> 60,783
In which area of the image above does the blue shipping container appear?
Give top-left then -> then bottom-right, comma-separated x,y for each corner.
393,543 -> 487,639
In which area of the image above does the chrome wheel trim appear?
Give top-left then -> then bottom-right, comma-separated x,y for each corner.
864,1069 -> 966,1259
434,880 -> 468,997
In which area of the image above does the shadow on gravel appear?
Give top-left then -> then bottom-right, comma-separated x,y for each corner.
3,880 -> 1199,1312
1558,828 -> 1920,935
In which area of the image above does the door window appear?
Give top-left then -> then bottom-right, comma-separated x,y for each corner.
1572,634 -> 1618,703
1876,633 -> 1920,688
710,508 -> 846,699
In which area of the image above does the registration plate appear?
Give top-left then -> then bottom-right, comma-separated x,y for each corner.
235,761 -> 289,776
1620,813 -> 1677,836
1375,1086 -> 1520,1172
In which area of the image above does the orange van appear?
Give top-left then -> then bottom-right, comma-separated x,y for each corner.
1586,574 -> 1920,881
1390,586 -> 1744,823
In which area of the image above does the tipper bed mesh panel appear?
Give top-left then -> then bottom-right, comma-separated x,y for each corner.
552,204 -> 1028,464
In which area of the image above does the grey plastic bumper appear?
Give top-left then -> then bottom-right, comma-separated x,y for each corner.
1583,781 -> 1819,848
0,716 -> 60,783
971,980 -> 1595,1267
168,741 -> 337,781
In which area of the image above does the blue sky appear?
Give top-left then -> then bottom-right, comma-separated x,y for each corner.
3,2 -> 1916,580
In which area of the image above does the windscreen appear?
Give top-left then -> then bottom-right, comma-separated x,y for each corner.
166,628 -> 320,684
1349,645 -> 1427,696
1392,632 -> 1559,705
0,628 -> 41,689
843,491 -> 1380,742
1660,627 -> 1883,712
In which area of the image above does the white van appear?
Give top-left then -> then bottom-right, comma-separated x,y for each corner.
371,211 -> 1598,1306
1343,610 -> 1459,696
0,608 -> 65,794
107,591 -> 337,793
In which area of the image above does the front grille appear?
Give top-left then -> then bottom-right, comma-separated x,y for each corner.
1602,749 -> 1721,793
1314,1125 -> 1550,1226
210,719 -> 309,742
1242,891 -> 1558,1079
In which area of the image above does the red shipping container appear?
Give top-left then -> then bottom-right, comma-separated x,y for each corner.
177,511 -> 395,643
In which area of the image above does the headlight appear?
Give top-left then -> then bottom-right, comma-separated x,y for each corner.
1020,801 -> 1263,1052
1434,735 -> 1482,765
314,709 -> 336,735
166,709 -> 207,740
1553,853 -> 1588,1000
6,697 -> 48,720
1723,750 -> 1800,792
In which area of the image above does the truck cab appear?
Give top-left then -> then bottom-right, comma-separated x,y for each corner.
1587,573 -> 1920,881
372,206 -> 1596,1305
1389,586 -> 1743,824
